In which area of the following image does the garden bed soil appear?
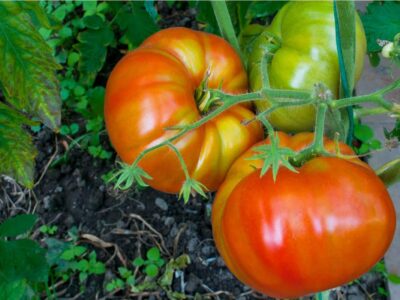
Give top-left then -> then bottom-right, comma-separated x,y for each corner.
1,127 -> 389,300
0,2 -> 391,299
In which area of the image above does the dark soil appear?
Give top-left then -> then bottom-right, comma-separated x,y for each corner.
1,127 -> 390,300
0,2 -> 391,300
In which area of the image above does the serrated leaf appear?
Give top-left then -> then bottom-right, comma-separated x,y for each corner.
0,239 -> 49,284
0,2 -> 61,130
116,2 -> 159,49
0,214 -> 37,238
0,103 -> 37,187
361,2 -> 400,53
17,2 -> 51,29
76,26 -> 114,81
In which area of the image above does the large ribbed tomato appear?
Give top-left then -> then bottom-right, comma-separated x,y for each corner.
105,27 -> 263,194
248,1 -> 367,132
212,132 -> 396,298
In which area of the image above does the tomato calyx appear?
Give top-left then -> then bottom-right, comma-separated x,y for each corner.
195,70 -> 223,114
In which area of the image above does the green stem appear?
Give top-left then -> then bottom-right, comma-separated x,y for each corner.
129,79 -> 400,169
166,142 -> 190,179
211,1 -> 243,62
354,106 -> 390,118
330,79 -> 400,110
291,101 -> 330,166
313,102 -> 328,151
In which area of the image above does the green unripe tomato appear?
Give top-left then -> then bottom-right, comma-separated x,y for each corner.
248,1 -> 367,132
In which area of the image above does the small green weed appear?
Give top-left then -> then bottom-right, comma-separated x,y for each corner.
133,247 -> 165,278
353,123 -> 381,155
106,246 -> 190,299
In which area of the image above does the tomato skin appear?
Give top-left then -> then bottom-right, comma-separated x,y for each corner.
212,132 -> 396,298
105,27 -> 263,193
249,2 -> 367,132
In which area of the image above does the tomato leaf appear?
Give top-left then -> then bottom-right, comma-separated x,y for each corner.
361,2 -> 400,53
0,1 -> 61,130
116,2 -> 159,49
0,214 -> 37,238
76,25 -> 114,84
0,239 -> 49,284
0,103 -> 37,187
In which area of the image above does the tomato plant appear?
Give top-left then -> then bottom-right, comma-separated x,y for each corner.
247,1 -> 367,132
212,132 -> 396,298
105,27 -> 263,194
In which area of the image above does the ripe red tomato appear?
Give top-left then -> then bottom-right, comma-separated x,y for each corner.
212,132 -> 396,298
105,28 -> 263,194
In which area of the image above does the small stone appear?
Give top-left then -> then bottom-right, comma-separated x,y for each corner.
155,197 -> 168,211
169,224 -> 178,237
187,238 -> 199,253
201,245 -> 214,256
164,216 -> 175,227
43,196 -> 51,209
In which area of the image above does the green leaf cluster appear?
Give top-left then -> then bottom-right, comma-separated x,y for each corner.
106,246 -> 190,299
0,214 -> 49,300
353,123 -> 381,155
361,1 -> 400,66
38,0 -> 159,165
0,1 -> 61,187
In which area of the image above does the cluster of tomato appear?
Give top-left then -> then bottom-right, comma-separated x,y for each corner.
104,2 -> 396,298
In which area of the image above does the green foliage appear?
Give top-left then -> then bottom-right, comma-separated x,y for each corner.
116,2 -> 160,50
106,247 -> 190,299
38,0 -> 159,163
0,1 -> 61,187
133,247 -> 165,278
194,1 -> 286,35
0,1 -> 61,129
361,2 -> 400,53
0,105 -> 37,187
385,119 -> 400,141
39,224 -> 58,235
353,123 -> 381,155
373,261 -> 400,286
43,229 -> 105,288
0,214 -> 49,300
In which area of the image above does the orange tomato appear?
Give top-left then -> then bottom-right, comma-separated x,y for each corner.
105,27 -> 263,193
212,132 -> 396,298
